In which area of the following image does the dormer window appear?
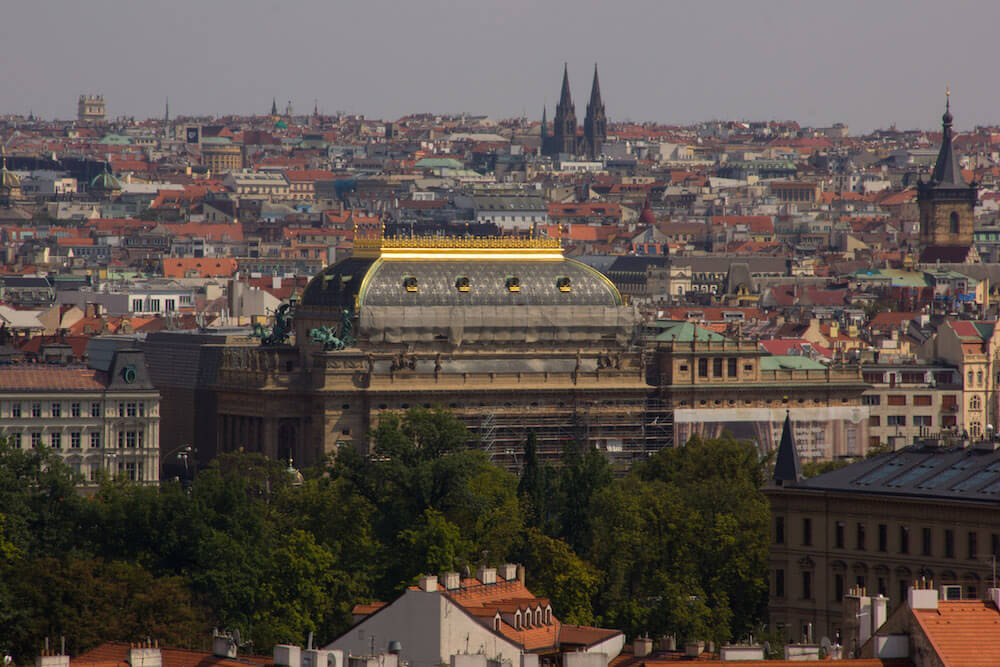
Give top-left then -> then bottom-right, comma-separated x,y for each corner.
535,609 -> 542,625
493,614 -> 501,632
557,276 -> 572,292
506,276 -> 520,292
403,275 -> 418,292
545,606 -> 552,624
455,275 -> 470,292
514,610 -> 521,629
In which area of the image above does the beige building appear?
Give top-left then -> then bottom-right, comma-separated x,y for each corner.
202,140 -> 243,174
861,362 -> 962,449
0,348 -> 160,486
922,320 -> 1000,440
767,435 -> 1000,645
156,237 -> 660,471
222,170 -> 290,201
77,94 -> 106,122
653,330 -> 868,457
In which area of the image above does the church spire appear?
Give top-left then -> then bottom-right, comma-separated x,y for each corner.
773,410 -> 802,485
931,87 -> 966,187
541,106 -> 548,137
559,62 -> 573,109
271,97 -> 278,116
589,63 -> 602,109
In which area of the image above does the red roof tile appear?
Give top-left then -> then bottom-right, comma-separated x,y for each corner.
912,600 -> 1000,666
74,642 -> 273,667
0,365 -> 108,390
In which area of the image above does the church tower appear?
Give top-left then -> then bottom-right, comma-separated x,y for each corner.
918,91 -> 977,262
551,64 -> 578,156
583,64 -> 607,159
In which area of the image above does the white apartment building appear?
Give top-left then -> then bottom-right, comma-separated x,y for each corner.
223,171 -> 290,201
0,348 -> 160,487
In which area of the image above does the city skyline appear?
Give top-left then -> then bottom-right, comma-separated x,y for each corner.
4,0 -> 1000,132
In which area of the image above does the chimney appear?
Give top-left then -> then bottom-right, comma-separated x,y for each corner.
633,637 -> 653,658
272,275 -> 282,289
274,645 -> 301,667
871,594 -> 888,633
908,578 -> 938,610
418,575 -> 438,592
499,563 -> 518,581
476,566 -> 497,585
442,572 -> 461,590
842,586 -> 871,657
212,633 -> 238,659
989,588 -> 1000,609
128,641 -> 162,667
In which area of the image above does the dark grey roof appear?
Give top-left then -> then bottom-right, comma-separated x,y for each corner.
0,276 -> 52,289
606,255 -> 671,275
299,256 -> 377,310
773,412 -> 802,485
784,443 -> 1000,502
930,102 -> 967,188
359,258 -> 621,307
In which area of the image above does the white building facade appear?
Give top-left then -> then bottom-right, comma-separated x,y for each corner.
0,348 -> 160,487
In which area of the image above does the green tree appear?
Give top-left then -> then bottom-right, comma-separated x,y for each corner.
554,442 -> 613,553
0,556 -> 206,662
519,528 -> 598,625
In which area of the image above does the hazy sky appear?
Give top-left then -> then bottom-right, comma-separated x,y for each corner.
4,0 -> 999,133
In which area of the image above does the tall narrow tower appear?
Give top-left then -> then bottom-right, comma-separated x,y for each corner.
552,64 -> 577,156
917,91 -> 977,262
583,64 -> 607,159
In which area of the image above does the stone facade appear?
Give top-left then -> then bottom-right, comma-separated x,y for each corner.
0,348 -> 160,486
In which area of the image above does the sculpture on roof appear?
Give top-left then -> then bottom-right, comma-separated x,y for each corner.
252,302 -> 294,346
308,308 -> 355,351
308,326 -> 345,351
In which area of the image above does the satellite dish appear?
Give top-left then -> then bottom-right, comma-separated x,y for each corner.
232,628 -> 242,646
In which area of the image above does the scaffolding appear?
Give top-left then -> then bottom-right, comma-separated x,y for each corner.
463,396 -> 673,473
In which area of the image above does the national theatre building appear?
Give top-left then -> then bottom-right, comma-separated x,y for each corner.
191,236 -> 664,469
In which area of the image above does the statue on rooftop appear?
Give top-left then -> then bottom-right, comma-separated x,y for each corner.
252,302 -> 294,346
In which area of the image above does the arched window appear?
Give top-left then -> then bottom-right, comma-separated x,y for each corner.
978,371 -> 984,386
971,395 -> 982,411
969,370 -> 974,386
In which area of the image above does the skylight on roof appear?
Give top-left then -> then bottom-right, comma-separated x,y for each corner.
952,470 -> 998,493
918,459 -> 977,489
887,460 -> 942,487
853,458 -> 907,486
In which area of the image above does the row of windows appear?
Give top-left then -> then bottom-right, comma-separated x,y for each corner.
777,516 -> 992,559
6,401 -> 152,419
773,569 -> 979,604
131,298 -> 177,312
8,431 -> 102,449
864,394 -> 952,407
692,357 -> 749,379
6,430 -> 150,450
870,415 -> 933,427
9,402 -> 101,418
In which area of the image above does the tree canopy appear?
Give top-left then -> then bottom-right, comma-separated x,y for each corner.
0,411 -> 770,661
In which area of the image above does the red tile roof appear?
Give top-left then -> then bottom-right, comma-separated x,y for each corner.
74,642 -> 273,667
163,258 -> 239,279
0,365 -> 108,390
912,600 -> 1000,666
